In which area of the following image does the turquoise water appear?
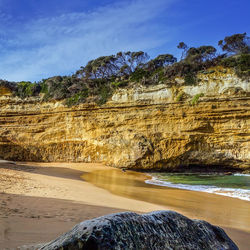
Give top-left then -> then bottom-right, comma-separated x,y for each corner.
145,173 -> 250,201
152,173 -> 250,189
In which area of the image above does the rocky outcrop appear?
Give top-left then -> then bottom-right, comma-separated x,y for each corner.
0,68 -> 249,170
0,86 -> 12,96
40,211 -> 238,250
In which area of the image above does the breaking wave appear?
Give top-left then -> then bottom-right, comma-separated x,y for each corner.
145,175 -> 250,201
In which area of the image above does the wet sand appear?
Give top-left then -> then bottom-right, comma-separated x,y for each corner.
0,162 -> 249,249
0,194 -> 127,249
0,161 -> 165,249
83,169 -> 250,232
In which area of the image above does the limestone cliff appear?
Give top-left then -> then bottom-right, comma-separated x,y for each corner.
0,68 -> 249,170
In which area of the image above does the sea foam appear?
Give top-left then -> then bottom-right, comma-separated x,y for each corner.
233,173 -> 250,177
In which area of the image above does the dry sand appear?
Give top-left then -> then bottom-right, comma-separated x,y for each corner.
0,161 -> 249,249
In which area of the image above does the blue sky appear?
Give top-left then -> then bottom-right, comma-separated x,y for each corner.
0,0 -> 249,82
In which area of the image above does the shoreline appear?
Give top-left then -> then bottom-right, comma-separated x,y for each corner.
83,168 -> 250,230
0,161 -> 249,249
144,174 -> 250,201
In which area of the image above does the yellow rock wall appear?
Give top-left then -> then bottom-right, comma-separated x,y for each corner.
0,72 -> 249,170
0,86 -> 12,96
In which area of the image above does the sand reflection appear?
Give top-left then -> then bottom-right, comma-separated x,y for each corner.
82,169 -> 250,233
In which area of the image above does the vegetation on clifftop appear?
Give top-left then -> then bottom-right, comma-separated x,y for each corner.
0,33 -> 249,106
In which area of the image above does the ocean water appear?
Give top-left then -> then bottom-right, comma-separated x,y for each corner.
145,173 -> 250,201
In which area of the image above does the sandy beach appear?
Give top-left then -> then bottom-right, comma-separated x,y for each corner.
0,161 -> 249,249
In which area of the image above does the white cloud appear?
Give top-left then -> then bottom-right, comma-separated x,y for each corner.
0,0 -> 177,81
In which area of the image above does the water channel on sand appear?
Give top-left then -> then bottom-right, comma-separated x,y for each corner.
82,168 -> 250,248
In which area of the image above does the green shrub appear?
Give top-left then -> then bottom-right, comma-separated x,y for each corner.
184,73 -> 197,85
220,54 -> 250,78
150,68 -> 166,84
158,69 -> 165,82
39,80 -> 50,100
97,85 -> 113,105
235,54 -> 250,77
111,81 -> 128,88
201,69 -> 216,74
221,56 -> 238,68
130,68 -> 150,82
40,80 -> 48,94
65,89 -> 89,107
16,81 -> 35,98
191,93 -> 204,105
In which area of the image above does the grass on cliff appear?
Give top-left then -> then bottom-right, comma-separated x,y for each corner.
190,93 -> 204,105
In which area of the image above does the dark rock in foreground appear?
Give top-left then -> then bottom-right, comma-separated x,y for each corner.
40,211 -> 238,250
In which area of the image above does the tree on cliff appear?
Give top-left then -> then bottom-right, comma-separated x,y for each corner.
84,55 -> 119,79
185,46 -> 217,63
218,33 -> 250,55
147,54 -> 177,70
177,42 -> 188,60
2,32 -> 249,105
115,51 -> 149,75
75,51 -> 149,80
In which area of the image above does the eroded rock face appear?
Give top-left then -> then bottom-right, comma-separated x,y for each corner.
40,211 -> 238,250
0,70 -> 249,170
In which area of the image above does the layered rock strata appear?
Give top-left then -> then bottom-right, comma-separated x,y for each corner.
0,69 -> 249,170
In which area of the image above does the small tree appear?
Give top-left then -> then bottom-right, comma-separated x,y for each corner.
185,46 -> 217,63
76,51 -> 149,80
218,33 -> 250,55
16,81 -> 35,98
177,42 -> 188,60
83,55 -> 119,79
147,54 -> 177,70
116,51 -> 149,75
